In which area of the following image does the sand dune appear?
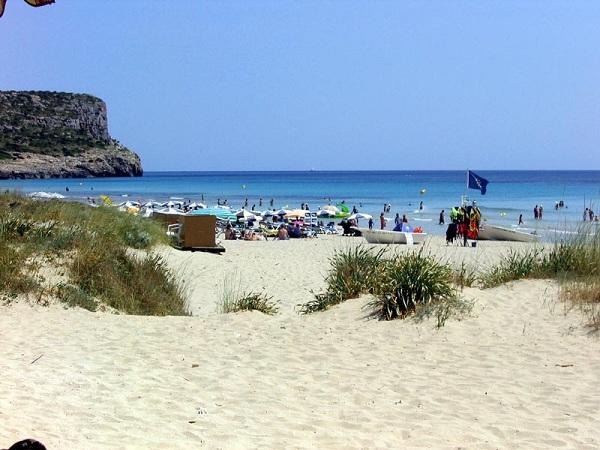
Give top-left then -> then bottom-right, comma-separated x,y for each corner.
1,236 -> 599,449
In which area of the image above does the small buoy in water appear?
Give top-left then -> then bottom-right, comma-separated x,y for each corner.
420,188 -> 427,195
241,184 -> 246,190
500,212 -> 507,217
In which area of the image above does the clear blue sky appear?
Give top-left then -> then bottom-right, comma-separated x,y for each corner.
1,1 -> 599,171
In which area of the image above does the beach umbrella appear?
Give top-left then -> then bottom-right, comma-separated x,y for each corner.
276,208 -> 290,216
188,202 -> 206,209
348,213 -> 372,220
190,208 -> 237,221
236,209 -> 258,221
262,210 -> 276,217
158,207 -> 184,215
285,209 -> 307,219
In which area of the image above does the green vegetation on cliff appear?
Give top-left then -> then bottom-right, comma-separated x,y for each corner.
0,91 -> 110,158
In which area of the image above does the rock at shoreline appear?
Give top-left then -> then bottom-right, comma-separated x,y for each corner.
0,91 -> 142,179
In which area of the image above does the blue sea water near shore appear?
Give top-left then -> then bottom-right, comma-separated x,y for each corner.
2,170 -> 600,238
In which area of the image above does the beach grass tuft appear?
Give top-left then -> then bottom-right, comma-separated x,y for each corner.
300,246 -> 466,326
298,245 -> 386,314
221,292 -> 279,315
70,243 -> 189,316
0,242 -> 39,299
479,248 -> 544,288
412,294 -> 473,328
366,249 -> 458,321
452,261 -> 477,289
54,282 -> 98,312
477,226 -> 600,330
218,274 -> 278,315
561,278 -> 600,332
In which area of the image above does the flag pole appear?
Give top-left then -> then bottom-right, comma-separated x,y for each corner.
463,169 -> 468,206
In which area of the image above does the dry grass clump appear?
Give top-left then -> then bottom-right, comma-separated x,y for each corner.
561,278 -> 600,331
0,193 -> 186,315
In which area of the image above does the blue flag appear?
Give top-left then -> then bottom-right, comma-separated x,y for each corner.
467,170 -> 489,195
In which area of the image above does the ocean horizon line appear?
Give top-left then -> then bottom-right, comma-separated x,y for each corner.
143,169 -> 600,174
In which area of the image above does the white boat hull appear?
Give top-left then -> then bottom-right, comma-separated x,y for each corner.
359,228 -> 428,245
477,225 -> 539,243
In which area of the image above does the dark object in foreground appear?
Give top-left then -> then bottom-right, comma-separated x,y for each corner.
446,223 -> 457,244
3,439 -> 47,450
339,220 -> 362,237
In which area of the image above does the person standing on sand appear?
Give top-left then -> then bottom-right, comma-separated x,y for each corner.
380,212 -> 386,230
584,208 -> 588,221
394,213 -> 400,226
368,217 -> 374,230
518,214 -> 523,225
402,214 -> 408,224
539,205 -> 543,220
534,205 -> 539,220
439,210 -> 445,225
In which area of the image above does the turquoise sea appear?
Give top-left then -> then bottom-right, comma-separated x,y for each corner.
2,171 -> 600,237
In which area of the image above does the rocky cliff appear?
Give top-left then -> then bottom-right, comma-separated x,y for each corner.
0,91 -> 143,179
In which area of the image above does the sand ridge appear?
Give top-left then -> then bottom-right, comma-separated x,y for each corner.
1,236 -> 599,449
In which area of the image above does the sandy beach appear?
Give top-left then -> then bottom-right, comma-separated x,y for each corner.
1,236 -> 600,449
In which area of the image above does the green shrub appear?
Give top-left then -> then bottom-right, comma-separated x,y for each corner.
0,194 -> 166,250
366,249 -> 457,320
0,242 -> 39,297
0,193 -> 183,316
54,282 -> 98,312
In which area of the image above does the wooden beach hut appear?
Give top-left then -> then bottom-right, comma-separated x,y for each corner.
172,214 -> 225,253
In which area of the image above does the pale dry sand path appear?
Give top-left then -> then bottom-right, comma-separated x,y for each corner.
1,236 -> 599,449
